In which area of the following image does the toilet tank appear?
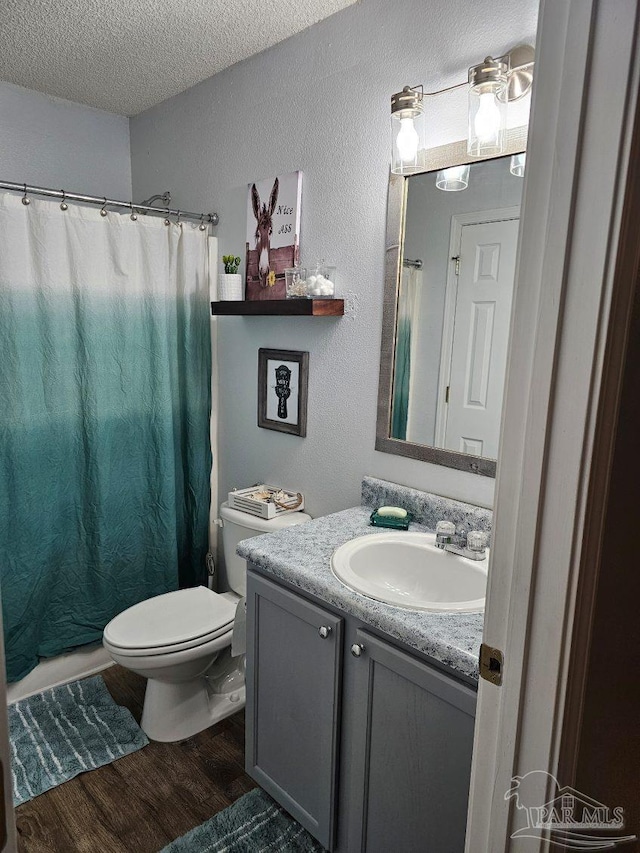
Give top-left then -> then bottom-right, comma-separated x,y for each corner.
219,501 -> 312,596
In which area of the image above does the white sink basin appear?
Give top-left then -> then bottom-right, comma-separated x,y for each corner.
331,531 -> 488,612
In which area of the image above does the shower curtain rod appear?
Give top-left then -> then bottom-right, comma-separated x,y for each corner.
0,180 -> 220,226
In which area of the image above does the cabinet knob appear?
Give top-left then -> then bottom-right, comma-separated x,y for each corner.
351,643 -> 364,657
318,626 -> 332,639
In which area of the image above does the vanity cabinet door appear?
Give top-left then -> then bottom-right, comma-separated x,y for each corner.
348,630 -> 477,853
246,572 -> 343,850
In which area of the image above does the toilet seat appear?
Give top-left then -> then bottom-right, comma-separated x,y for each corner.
103,586 -> 236,657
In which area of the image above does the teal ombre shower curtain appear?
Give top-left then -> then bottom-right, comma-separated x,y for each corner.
391,265 -> 422,440
0,192 -> 212,681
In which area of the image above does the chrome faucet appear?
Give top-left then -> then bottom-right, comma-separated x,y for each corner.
435,521 -> 488,561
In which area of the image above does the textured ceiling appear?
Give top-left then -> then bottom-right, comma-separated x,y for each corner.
0,0 -> 358,116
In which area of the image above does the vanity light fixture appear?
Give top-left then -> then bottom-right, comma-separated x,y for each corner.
435,164 -> 470,192
390,85 -> 425,175
467,56 -> 508,157
468,45 -> 535,157
390,45 -> 534,173
510,152 -> 526,177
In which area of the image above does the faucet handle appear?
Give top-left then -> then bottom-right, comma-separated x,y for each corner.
466,530 -> 488,552
435,520 -> 456,548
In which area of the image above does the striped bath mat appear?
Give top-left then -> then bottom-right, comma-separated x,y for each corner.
162,788 -> 326,852
9,674 -> 148,805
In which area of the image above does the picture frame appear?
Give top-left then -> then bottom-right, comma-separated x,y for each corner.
246,171 -> 302,301
258,348 -> 309,436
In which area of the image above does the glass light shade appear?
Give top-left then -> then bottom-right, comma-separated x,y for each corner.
391,106 -> 425,175
467,82 -> 507,157
510,152 -> 526,177
435,164 -> 470,192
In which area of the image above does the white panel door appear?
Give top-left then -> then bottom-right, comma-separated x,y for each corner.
444,217 -> 519,458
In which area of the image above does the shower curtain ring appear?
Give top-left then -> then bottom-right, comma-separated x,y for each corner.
21,184 -> 30,206
130,202 -> 138,221
199,214 -> 206,232
176,210 -> 182,226
60,191 -> 68,211
100,198 -> 108,217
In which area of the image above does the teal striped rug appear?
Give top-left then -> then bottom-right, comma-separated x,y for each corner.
9,674 -> 148,805
162,789 -> 326,853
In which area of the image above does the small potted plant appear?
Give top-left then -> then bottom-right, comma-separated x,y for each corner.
219,254 -> 243,300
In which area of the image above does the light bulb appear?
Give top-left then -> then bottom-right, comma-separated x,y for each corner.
474,91 -> 501,145
396,117 -> 419,163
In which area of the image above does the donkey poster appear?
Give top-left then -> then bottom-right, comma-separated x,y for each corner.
245,170 -> 302,300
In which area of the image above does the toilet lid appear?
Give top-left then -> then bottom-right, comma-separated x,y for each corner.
103,587 -> 236,652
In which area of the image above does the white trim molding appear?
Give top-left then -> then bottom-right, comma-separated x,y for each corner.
466,0 -> 640,850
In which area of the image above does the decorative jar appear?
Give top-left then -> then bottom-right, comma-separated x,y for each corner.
285,267 -> 308,298
306,265 -> 337,298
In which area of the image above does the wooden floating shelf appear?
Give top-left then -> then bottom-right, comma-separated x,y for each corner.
211,299 -> 344,317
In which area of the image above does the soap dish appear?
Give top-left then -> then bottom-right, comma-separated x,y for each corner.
369,510 -> 413,531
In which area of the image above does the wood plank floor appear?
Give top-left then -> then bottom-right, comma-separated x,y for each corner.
15,666 -> 256,853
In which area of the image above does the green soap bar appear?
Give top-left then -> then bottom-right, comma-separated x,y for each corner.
377,506 -> 408,518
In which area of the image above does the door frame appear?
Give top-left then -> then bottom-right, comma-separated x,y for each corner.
434,206 -> 521,450
465,0 -> 640,849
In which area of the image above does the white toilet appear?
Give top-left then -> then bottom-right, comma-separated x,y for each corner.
103,502 -> 311,742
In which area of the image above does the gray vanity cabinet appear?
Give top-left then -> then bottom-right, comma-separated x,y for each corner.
246,570 -> 477,853
347,630 -> 477,853
245,572 -> 343,850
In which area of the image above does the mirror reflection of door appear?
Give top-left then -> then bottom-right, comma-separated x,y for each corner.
436,211 -> 520,458
389,155 -> 524,461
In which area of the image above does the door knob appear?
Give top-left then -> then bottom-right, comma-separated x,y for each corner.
318,626 -> 332,639
351,643 -> 365,657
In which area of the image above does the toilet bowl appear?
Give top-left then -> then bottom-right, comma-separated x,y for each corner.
103,501 -> 311,742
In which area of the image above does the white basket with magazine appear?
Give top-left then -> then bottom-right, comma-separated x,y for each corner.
228,484 -> 305,520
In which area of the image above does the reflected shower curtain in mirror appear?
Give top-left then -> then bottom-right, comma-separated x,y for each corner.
391,266 -> 422,440
0,193 -> 212,681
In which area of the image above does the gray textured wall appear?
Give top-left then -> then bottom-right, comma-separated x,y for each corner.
0,82 -> 131,197
130,0 -> 538,517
